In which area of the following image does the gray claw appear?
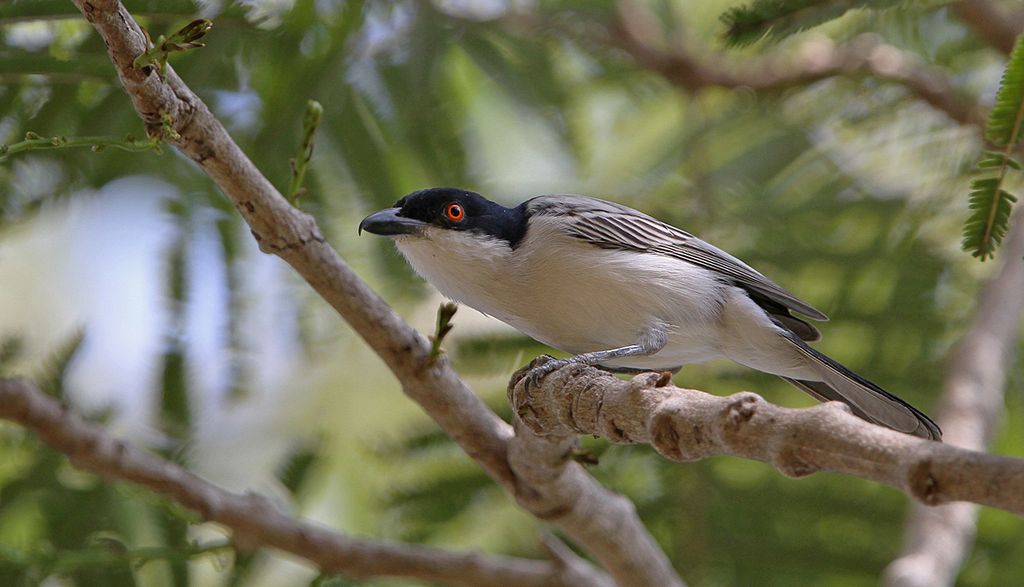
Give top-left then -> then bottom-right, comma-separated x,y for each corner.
525,357 -> 571,388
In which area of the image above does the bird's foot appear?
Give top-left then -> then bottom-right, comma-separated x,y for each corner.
523,355 -> 576,389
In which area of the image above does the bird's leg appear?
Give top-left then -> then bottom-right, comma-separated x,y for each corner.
526,326 -> 668,385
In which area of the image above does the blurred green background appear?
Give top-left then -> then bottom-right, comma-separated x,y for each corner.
0,0 -> 1022,585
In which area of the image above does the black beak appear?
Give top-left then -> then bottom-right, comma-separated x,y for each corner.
359,207 -> 426,236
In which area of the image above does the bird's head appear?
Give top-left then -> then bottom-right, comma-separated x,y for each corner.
359,187 -> 528,248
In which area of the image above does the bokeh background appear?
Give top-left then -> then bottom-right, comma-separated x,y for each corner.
1,0 -> 1022,585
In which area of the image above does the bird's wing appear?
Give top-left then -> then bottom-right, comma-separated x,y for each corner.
528,196 -> 828,323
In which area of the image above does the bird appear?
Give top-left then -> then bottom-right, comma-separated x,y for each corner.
359,187 -> 941,441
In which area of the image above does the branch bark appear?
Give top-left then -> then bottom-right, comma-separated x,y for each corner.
70,1 -> 680,585
509,358 -> 1024,514
0,378 -> 607,587
507,388 -> 682,586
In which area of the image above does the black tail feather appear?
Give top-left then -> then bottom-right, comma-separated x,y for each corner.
782,337 -> 942,441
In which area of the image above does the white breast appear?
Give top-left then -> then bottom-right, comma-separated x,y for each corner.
394,220 -> 730,369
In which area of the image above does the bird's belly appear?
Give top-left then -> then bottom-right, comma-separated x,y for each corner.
495,249 -> 728,369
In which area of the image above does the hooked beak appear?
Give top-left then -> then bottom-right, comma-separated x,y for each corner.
359,207 -> 426,236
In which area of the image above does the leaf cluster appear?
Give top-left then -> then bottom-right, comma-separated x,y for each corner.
962,34 -> 1024,259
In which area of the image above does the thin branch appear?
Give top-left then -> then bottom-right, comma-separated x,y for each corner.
491,3 -> 983,126
883,194 -> 1024,585
0,132 -> 159,160
609,3 -> 985,127
0,378 -> 604,587
509,358 -> 1024,515
71,1 -> 676,584
950,0 -> 1024,56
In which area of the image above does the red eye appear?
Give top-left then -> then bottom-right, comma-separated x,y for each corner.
444,202 -> 465,222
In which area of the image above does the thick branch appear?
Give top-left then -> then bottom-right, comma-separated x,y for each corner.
0,378 -> 606,587
71,2 -> 678,584
507,366 -> 683,587
883,202 -> 1024,586
509,358 -> 1024,514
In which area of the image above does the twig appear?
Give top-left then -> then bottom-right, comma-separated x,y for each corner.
71,1 -> 673,584
508,358 -> 1024,514
133,18 -> 212,80
0,378 -> 606,587
287,99 -> 323,205
0,132 -> 159,160
430,302 -> 459,362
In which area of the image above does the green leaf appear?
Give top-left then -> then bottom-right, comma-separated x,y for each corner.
985,35 -> 1024,147
977,151 -> 1022,170
961,34 -> 1024,260
963,187 -> 1018,260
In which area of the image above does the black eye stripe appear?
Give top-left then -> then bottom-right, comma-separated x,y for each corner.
392,187 -> 527,247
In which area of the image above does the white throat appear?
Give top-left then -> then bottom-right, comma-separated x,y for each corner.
394,228 -> 518,320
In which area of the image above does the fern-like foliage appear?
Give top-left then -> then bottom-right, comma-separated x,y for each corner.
720,0 -> 930,47
963,34 -> 1024,260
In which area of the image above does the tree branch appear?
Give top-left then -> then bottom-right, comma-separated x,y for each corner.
882,198 -> 1024,585
607,2 -> 985,127
70,1 -> 680,584
507,400 -> 683,587
0,378 -> 608,587
951,0 -> 1024,56
509,358 -> 1024,515
489,2 -> 983,126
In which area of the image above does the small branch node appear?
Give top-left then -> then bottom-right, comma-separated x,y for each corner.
775,448 -> 821,478
909,459 -> 943,505
628,371 -> 661,394
132,19 -> 213,80
723,392 -> 762,432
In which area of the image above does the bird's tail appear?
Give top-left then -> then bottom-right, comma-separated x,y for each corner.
781,337 -> 941,441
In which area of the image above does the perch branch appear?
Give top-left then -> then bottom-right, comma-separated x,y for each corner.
507,364 -> 682,586
0,378 -> 608,587
509,358 -> 1024,515
70,1 -> 680,584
